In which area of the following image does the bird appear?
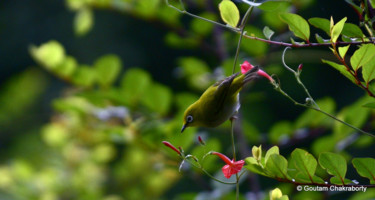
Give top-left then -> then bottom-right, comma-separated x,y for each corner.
181,66 -> 259,133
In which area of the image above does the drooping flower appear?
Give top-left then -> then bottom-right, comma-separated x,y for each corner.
240,61 -> 274,82
211,152 -> 245,179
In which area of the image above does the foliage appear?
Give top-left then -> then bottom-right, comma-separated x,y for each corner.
2,0 -> 375,199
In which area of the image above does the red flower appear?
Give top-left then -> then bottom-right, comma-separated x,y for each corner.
240,61 -> 274,82
211,152 -> 245,179
162,141 -> 181,156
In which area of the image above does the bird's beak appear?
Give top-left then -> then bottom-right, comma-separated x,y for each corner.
181,123 -> 187,133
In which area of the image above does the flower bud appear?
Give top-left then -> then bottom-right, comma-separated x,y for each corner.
298,64 -> 303,71
270,188 -> 283,200
252,145 -> 262,161
162,141 -> 181,156
198,136 -> 206,146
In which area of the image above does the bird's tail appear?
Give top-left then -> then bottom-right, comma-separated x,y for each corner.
243,66 -> 259,84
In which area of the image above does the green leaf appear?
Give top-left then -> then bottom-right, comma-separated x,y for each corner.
331,17 -> 347,43
315,33 -> 325,43
361,56 -> 375,83
311,136 -> 336,156
338,45 -> 350,59
269,121 -> 292,144
30,40 -> 65,68
74,8 -> 93,36
55,56 -> 77,78
319,152 -> 347,185
295,97 -> 336,129
265,146 -> 279,164
121,68 -> 152,106
72,65 -> 96,87
322,59 -> 356,84
352,158 -> 375,184
263,26 -> 275,40
345,0 -> 362,15
218,0 -> 240,27
142,83 -> 172,115
350,44 -> 375,71
191,12 -> 216,36
242,26 -> 269,56
362,102 -> 375,109
94,54 -> 122,88
258,0 -> 291,12
342,23 -> 364,38
309,17 -> 330,35
279,13 -> 310,41
290,149 -> 318,183
330,177 -> 352,185
265,154 -> 289,179
334,96 -> 371,138
245,157 -> 268,176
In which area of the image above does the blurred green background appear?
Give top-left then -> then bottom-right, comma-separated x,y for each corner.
0,0 -> 374,199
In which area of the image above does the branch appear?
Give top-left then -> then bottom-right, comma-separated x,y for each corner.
165,0 -> 375,48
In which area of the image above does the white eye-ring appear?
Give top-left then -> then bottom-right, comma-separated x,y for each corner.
186,115 -> 193,123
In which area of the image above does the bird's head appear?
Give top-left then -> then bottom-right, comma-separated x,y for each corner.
181,103 -> 200,133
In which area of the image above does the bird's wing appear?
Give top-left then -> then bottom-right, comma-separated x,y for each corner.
212,72 -> 239,114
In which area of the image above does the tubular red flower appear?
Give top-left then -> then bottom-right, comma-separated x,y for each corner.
211,152 -> 232,165
240,61 -> 274,82
211,151 -> 245,179
222,160 -> 245,179
241,61 -> 254,74
162,141 -> 181,155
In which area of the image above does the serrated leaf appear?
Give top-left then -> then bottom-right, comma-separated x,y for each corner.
94,54 -> 122,88
265,154 -> 289,179
265,146 -> 279,164
74,8 -> 93,36
342,23 -> 364,38
279,13 -> 310,41
331,17 -> 347,43
322,59 -> 357,84
319,152 -> 347,185
290,149 -> 317,183
309,17 -> 330,35
219,0 -> 240,28
338,45 -> 350,59
263,26 -> 275,40
352,158 -> 375,184
350,44 -> 375,71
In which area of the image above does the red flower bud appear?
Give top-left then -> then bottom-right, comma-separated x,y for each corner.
162,141 -> 181,155
198,136 -> 206,146
298,64 -> 303,71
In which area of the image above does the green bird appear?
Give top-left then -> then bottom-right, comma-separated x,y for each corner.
181,66 -> 259,133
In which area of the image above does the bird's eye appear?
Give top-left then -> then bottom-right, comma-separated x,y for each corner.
186,115 -> 193,123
